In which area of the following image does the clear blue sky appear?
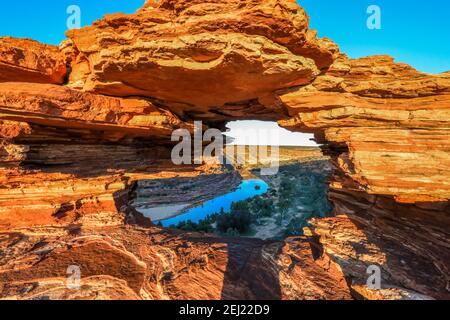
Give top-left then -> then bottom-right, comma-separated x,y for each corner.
0,0 -> 448,73
300,0 -> 450,74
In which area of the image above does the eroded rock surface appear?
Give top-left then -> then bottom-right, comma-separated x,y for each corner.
0,82 -> 192,139
64,0 -> 337,113
0,0 -> 449,300
0,37 -> 67,84
0,226 -> 352,300
279,55 -> 450,202
279,55 -> 450,299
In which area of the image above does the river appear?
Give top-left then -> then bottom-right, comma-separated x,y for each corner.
150,179 -> 269,227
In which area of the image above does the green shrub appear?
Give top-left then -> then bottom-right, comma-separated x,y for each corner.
216,210 -> 252,234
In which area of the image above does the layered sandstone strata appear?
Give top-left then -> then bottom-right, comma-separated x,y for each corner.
0,37 -> 67,84
0,79 -> 199,229
64,0 -> 338,116
0,82 -> 192,139
279,55 -> 450,202
0,0 -> 449,300
279,55 -> 450,299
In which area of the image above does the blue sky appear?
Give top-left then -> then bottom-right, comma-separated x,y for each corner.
0,1 -> 145,44
300,0 -> 450,74
0,0 -> 448,73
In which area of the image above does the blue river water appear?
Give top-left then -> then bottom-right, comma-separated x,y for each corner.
158,179 -> 269,227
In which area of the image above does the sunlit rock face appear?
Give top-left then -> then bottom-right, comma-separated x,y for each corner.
0,80 -> 196,229
0,226 -> 352,300
0,0 -> 449,300
64,0 -> 337,110
0,37 -> 67,84
280,55 -> 450,299
280,55 -> 450,202
0,82 -> 191,139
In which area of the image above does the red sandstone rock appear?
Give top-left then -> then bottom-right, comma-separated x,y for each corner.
64,0 -> 337,109
0,227 -> 352,300
279,55 -> 450,202
0,82 -> 192,140
0,0 -> 449,301
305,212 -> 449,299
0,37 -> 67,84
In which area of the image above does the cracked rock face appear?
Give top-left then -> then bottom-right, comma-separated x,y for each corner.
279,55 -> 450,202
0,82 -> 192,140
65,0 -> 337,109
0,227 -> 352,300
0,37 -> 67,84
0,0 -> 449,300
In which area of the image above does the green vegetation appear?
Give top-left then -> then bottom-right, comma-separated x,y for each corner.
169,201 -> 255,236
171,219 -> 215,233
216,210 -> 252,235
169,161 -> 333,239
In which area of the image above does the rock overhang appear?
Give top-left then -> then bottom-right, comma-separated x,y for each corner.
64,0 -> 337,109
0,0 -> 449,300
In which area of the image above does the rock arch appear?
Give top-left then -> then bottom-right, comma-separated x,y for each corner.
0,0 -> 449,299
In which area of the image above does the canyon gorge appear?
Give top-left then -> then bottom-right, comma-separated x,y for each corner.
0,0 -> 449,300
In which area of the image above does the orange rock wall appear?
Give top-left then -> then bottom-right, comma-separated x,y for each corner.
0,0 -> 449,300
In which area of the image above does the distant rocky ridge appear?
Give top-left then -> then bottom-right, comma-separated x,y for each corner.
0,0 -> 449,300
132,171 -> 242,219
